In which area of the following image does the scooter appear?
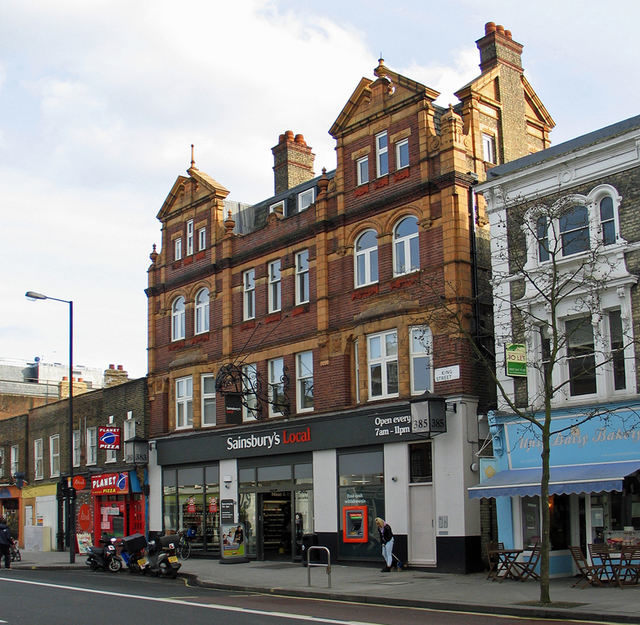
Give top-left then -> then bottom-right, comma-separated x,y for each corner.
85,534 -> 122,573
141,535 -> 181,578
120,533 -> 148,575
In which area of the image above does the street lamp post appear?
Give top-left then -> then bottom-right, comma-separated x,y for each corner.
26,290 -> 76,564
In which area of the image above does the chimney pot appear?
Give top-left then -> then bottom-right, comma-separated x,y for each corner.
284,130 -> 294,142
117,365 -> 123,371
485,22 -> 496,34
294,134 -> 306,145
496,24 -> 505,35
62,376 -> 68,381
78,377 -> 83,382
505,29 -> 512,39
109,364 -> 115,369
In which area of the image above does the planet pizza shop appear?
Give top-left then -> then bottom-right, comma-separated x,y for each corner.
152,402 -> 477,570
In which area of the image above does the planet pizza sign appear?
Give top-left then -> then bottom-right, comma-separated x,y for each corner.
91,472 -> 129,495
98,426 -> 121,450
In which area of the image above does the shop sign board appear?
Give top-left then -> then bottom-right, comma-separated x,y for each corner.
505,344 -> 527,377
98,426 -> 121,450
91,472 -> 129,495
220,499 -> 234,524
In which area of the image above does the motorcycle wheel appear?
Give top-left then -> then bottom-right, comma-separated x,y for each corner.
108,557 -> 122,573
158,560 -> 177,579
87,558 -> 99,571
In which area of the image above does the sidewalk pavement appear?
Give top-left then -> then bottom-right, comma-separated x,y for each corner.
8,550 -> 640,623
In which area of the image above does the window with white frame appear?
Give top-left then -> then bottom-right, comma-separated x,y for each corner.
198,227 -> 207,251
296,351 -> 313,412
10,445 -> 18,477
376,131 -> 389,177
270,200 -> 285,215
195,288 -> 210,334
609,310 -> 627,391
268,260 -> 281,313
268,357 -> 286,417
354,229 -> 378,287
482,133 -> 496,163
367,330 -> 398,399
298,188 -> 315,212
73,429 -> 81,467
86,427 -> 97,465
0,449 -> 4,479
174,237 -> 183,261
172,296 -> 186,341
243,269 -> 255,320
106,416 -> 116,463
50,435 -> 60,477
186,219 -> 194,256
356,156 -> 369,186
393,216 -> 419,275
565,316 -> 596,396
295,250 -> 309,304
201,374 -> 216,427
242,363 -> 258,421
176,376 -> 193,429
396,138 -> 409,170
529,185 -> 622,266
34,438 -> 43,480
410,326 -> 433,394
123,412 -> 135,460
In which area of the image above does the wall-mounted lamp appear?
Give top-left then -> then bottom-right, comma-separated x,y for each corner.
470,462 -> 479,473
223,475 -> 232,489
391,476 -> 398,482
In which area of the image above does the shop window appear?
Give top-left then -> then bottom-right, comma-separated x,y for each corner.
294,463 -> 313,485
257,465 -> 292,487
521,497 -> 540,547
163,469 -> 178,531
549,495 -> 571,550
409,442 -> 432,483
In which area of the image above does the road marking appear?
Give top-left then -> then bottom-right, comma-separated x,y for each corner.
0,577 -> 378,625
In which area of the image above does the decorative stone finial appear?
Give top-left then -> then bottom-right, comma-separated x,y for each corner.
149,243 -> 158,263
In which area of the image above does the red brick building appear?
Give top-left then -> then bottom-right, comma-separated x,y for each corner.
146,23 -> 554,572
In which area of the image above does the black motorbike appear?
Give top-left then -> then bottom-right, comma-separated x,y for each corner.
120,533 -> 148,574
141,535 -> 181,578
85,534 -> 122,573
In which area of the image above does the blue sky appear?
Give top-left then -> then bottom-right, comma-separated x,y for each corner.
2,0 -> 639,379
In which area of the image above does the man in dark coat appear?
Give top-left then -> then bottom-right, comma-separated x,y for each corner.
0,517 -> 12,569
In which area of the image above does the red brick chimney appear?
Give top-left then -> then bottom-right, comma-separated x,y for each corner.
271,130 -> 315,194
476,22 -> 523,73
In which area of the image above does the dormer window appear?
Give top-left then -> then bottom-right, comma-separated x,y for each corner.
270,200 -> 285,215
298,189 -> 315,212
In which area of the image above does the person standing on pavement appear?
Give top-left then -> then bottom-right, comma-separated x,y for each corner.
0,517 -> 12,569
375,517 -> 395,572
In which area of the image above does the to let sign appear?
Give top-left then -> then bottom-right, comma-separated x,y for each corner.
505,344 -> 527,377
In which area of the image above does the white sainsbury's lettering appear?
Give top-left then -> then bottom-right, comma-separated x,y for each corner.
225,428 -> 312,451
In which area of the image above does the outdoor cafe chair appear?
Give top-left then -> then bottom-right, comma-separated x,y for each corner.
486,541 -> 504,580
509,543 -> 541,582
588,543 -> 616,584
569,545 -> 604,588
611,546 -> 640,588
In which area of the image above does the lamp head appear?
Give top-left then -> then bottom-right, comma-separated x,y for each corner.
25,291 -> 48,301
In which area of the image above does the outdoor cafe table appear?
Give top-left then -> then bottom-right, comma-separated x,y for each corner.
589,544 -> 640,587
488,548 -> 523,581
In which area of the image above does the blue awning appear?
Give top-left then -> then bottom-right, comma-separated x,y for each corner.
468,460 -> 640,499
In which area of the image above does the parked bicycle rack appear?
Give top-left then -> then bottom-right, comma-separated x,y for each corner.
306,546 -> 331,588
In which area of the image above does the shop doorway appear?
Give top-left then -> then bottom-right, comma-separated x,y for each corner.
259,492 -> 292,560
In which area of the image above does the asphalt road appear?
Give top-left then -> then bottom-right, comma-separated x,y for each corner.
0,569 -> 613,625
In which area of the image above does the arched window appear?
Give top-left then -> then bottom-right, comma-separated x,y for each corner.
194,288 -> 209,335
171,297 -> 185,341
354,229 -> 378,287
393,216 -> 419,276
599,196 -> 616,245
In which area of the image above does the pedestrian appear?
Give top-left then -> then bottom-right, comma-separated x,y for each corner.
0,517 -> 11,569
375,517 -> 395,572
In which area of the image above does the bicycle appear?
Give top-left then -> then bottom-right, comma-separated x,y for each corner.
177,530 -> 191,560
